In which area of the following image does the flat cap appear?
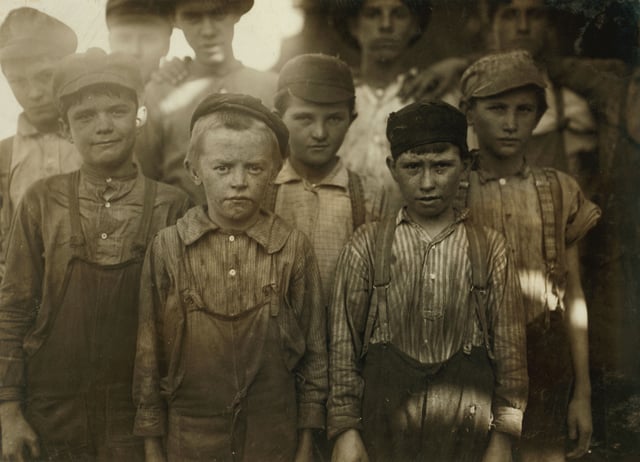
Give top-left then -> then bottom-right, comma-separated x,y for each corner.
191,93 -> 289,158
174,0 -> 254,15
53,48 -> 144,101
278,53 -> 354,104
0,8 -> 77,61
106,0 -> 174,22
461,50 -> 546,101
387,100 -> 468,158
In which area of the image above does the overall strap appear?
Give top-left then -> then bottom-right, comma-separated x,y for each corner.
361,214 -> 396,358
67,170 -> 86,255
131,177 -> 158,257
263,183 -> 280,212
531,167 -> 563,270
0,137 -> 13,213
463,220 -> 494,359
347,169 -> 366,230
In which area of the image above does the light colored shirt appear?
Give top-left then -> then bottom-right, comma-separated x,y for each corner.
137,60 -> 277,203
273,159 -> 385,302
328,208 -> 527,439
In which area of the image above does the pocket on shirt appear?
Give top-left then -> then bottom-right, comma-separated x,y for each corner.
422,305 -> 445,321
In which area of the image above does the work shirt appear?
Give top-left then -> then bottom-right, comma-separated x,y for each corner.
328,208 -> 528,439
137,59 -> 277,202
466,160 -> 601,324
338,75 -> 458,210
0,167 -> 190,402
133,206 -> 328,435
273,159 -> 386,302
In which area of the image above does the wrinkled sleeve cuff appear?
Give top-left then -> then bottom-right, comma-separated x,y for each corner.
492,406 -> 524,438
134,406 -> 167,437
298,402 -> 326,430
0,387 -> 23,403
327,405 -> 363,440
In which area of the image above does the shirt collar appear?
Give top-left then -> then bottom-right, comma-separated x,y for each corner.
273,158 -> 349,190
16,113 -> 42,137
80,163 -> 139,186
474,154 -> 531,184
177,205 -> 292,254
396,206 -> 469,226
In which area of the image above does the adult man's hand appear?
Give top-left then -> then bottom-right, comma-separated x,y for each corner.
482,431 -> 512,462
398,57 -> 469,102
331,429 -> 369,462
566,396 -> 593,459
151,57 -> 191,86
0,401 -> 39,462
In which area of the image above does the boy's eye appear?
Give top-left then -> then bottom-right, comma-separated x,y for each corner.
214,165 -> 229,173
500,8 -> 519,20
392,7 -> 410,19
328,115 -> 344,124
247,165 -> 264,174
361,7 -> 381,19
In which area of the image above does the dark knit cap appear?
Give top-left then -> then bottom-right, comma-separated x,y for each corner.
106,0 -> 174,23
0,7 -> 77,61
190,93 -> 289,158
278,53 -> 354,104
53,48 -> 144,101
174,0 -> 254,15
386,100 -> 468,158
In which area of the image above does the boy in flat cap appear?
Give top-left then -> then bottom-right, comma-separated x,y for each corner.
0,7 -> 83,279
269,53 -> 385,309
328,100 -> 527,461
106,0 -> 174,83
0,48 -> 190,461
459,50 -> 601,461
133,93 -> 327,462
137,0 -> 277,202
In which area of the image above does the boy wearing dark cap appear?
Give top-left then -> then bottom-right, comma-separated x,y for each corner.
106,0 -> 174,83
460,50 -> 601,461
269,53 -> 385,306
133,93 -> 327,462
0,7 -> 83,278
0,49 -> 190,461
328,100 -> 527,461
138,0 -> 277,202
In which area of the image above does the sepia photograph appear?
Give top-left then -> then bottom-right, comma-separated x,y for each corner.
0,0 -> 638,460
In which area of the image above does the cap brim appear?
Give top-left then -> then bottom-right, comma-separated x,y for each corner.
0,39 -> 73,61
57,74 -> 140,99
286,82 -> 354,104
471,77 -> 546,98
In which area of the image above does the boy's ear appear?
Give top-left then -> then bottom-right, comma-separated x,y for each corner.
59,118 -> 73,143
460,100 -> 473,126
386,155 -> 398,181
136,106 -> 147,128
185,159 -> 202,186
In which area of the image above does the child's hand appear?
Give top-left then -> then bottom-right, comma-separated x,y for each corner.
481,431 -> 512,462
398,57 -> 468,103
0,401 -> 39,462
566,396 -> 592,459
151,57 -> 191,86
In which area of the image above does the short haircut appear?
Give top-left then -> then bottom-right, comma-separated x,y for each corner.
331,0 -> 432,49
59,82 -> 138,122
486,0 -> 552,23
396,141 -> 469,161
466,84 -> 548,118
273,88 -> 357,119
186,110 -> 281,169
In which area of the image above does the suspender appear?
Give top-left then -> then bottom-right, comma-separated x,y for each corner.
265,169 -> 367,231
0,136 -> 14,236
359,215 -> 494,359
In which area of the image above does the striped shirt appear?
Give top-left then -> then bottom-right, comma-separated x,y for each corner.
133,206 -> 327,435
328,208 -> 527,438
466,161 -> 601,323
273,158 -> 386,303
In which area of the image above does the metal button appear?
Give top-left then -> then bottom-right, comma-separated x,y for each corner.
229,269 -> 237,276
429,273 -> 436,280
229,235 -> 235,242
498,178 -> 507,186
106,177 -> 112,183
105,202 -> 111,208
100,233 -> 108,240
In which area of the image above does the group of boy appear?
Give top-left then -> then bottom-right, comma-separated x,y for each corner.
0,0 -> 603,461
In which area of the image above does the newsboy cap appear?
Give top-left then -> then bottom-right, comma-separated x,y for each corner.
278,54 -> 354,104
106,0 -> 174,23
53,48 -> 144,101
386,100 -> 468,158
174,0 -> 254,15
190,93 -> 289,158
0,7 -> 77,61
460,50 -> 546,102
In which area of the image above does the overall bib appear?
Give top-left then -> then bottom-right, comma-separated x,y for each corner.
360,218 -> 495,462
166,246 -> 299,462
25,171 -> 156,461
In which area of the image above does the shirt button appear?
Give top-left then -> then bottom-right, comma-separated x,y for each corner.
498,178 -> 507,186
229,235 -> 235,242
429,273 -> 436,280
100,233 -> 108,240
105,202 -> 111,208
229,269 -> 237,276
220,88 -> 228,94
106,177 -> 112,183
